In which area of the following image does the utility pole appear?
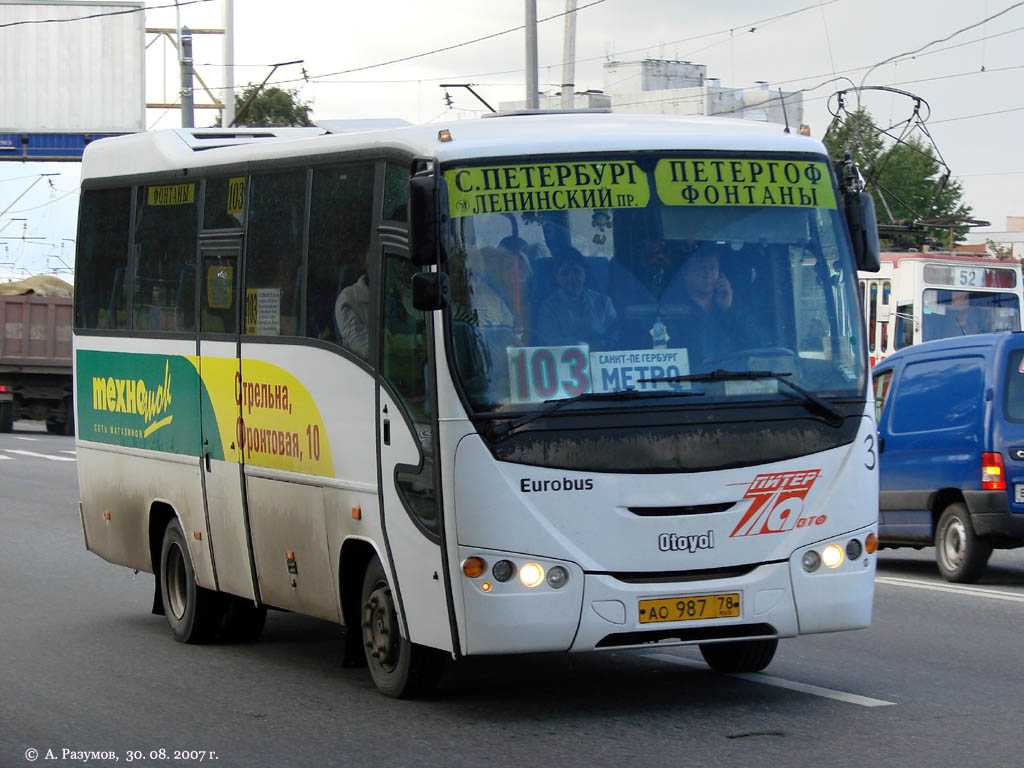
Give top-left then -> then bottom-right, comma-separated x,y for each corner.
180,26 -> 195,128
560,0 -> 577,109
525,0 -> 539,109
222,0 -> 235,127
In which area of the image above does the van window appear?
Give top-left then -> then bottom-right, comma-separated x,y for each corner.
891,356 -> 984,433
873,369 -> 894,423
1004,349 -> 1024,421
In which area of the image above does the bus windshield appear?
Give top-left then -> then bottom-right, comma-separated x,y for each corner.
921,288 -> 1021,342
442,153 -> 866,413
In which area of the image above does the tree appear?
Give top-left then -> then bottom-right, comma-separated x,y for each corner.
824,108 -> 972,249
219,84 -> 314,127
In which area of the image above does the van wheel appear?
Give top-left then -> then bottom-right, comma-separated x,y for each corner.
699,638 -> 778,673
935,502 -> 992,583
360,556 -> 444,698
160,518 -> 222,643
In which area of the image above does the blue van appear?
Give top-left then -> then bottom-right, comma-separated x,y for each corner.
873,332 -> 1024,582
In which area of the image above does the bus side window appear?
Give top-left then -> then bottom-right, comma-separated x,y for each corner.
895,302 -> 914,349
75,188 -> 131,330
245,171 -> 307,337
382,162 -> 409,222
306,163 -> 375,348
132,184 -> 198,332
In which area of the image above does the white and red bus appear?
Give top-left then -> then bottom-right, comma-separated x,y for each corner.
859,251 -> 1023,366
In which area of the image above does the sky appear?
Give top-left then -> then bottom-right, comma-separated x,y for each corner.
2,0 -> 1024,281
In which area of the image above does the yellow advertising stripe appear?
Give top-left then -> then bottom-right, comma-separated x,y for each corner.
654,159 -> 837,209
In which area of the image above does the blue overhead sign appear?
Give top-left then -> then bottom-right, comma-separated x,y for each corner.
0,133 -> 125,162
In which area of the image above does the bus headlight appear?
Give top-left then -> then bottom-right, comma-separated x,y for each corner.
546,565 -> 569,589
822,544 -> 845,568
519,562 -> 545,588
492,559 -> 515,582
801,550 -> 821,573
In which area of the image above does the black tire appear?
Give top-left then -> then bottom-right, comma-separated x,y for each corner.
159,518 -> 222,643
361,556 -> 445,698
935,502 -> 992,583
0,402 -> 13,433
699,638 -> 778,673
61,396 -> 75,436
46,418 -> 59,434
219,595 -> 267,643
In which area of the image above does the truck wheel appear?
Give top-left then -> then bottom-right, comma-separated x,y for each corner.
699,638 -> 778,673
360,556 -> 444,698
935,502 -> 992,583
61,396 -> 74,436
0,402 -> 13,432
160,517 -> 222,643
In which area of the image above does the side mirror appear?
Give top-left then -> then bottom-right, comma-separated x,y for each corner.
409,175 -> 443,266
846,191 -> 881,273
412,271 -> 449,311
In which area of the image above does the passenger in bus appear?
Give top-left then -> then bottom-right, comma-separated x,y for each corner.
535,249 -> 619,350
948,290 -> 990,335
668,244 -> 747,368
334,249 -> 371,359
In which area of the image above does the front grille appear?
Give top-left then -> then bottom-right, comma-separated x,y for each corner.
603,563 -> 766,584
628,502 -> 735,516
596,622 -> 776,649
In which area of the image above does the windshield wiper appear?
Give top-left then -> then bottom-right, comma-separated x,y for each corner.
637,369 -> 845,427
484,388 -> 706,443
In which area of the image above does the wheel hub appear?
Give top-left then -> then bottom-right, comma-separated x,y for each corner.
362,585 -> 399,671
942,518 -> 967,567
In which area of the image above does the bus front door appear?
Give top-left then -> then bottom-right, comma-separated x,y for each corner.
197,241 -> 257,602
377,248 -> 454,653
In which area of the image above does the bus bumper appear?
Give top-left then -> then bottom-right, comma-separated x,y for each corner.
457,525 -> 876,655
571,522 -> 876,652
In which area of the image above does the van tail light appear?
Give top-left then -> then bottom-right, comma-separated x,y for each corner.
981,452 -> 1006,490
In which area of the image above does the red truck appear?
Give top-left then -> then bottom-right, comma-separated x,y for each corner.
0,293 -> 74,433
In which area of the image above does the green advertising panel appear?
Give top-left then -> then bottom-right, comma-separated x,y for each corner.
76,350 -> 222,460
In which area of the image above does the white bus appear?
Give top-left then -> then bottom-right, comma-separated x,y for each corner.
859,252 -> 1023,366
74,113 -> 881,698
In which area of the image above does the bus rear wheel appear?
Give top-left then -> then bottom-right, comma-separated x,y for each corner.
699,638 -> 778,673
360,556 -> 444,698
160,518 -> 221,643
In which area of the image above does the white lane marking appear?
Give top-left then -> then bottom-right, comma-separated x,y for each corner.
1,449 -> 76,462
60,450 -> 77,456
13,436 -> 38,441
876,575 -> 1024,603
0,455 -> 11,460
648,653 -> 896,707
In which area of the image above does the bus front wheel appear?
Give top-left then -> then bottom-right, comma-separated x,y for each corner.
360,556 -> 444,698
699,638 -> 778,673
160,518 -> 221,643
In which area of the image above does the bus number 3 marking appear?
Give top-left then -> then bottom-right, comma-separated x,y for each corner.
864,433 -> 876,470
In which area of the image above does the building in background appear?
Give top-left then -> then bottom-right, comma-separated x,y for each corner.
965,217 -> 1024,260
500,59 -> 804,130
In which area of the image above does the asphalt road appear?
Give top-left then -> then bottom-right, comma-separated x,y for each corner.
2,421 -> 1023,768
